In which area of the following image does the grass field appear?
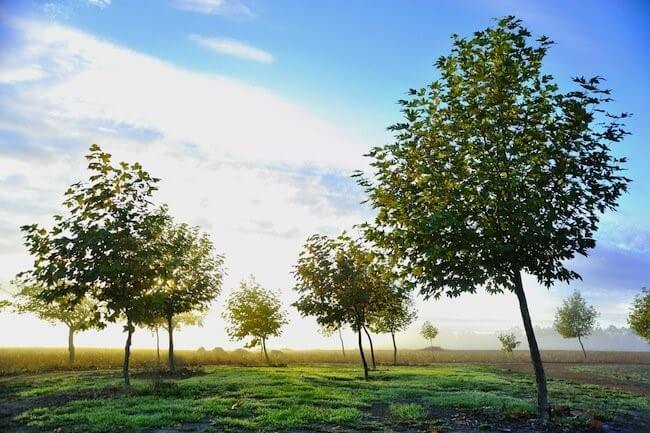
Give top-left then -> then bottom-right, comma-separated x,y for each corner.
2,347 -> 649,374
0,350 -> 649,433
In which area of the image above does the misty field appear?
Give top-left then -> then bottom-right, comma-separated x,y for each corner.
1,350 -> 649,433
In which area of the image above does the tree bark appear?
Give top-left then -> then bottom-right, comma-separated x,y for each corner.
68,326 -> 76,363
362,326 -> 376,369
338,327 -> 346,358
391,331 -> 397,366
262,337 -> 270,364
155,327 -> 160,366
578,335 -> 586,359
167,313 -> 175,372
513,270 -> 550,424
357,329 -> 369,380
123,319 -> 133,387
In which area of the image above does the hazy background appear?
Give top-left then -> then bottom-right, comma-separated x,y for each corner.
0,0 -> 648,351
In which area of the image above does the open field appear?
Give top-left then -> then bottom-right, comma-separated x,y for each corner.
2,347 -> 649,375
0,351 -> 648,433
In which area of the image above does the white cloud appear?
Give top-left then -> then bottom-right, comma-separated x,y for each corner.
174,0 -> 252,17
0,65 -> 45,83
190,34 -> 273,64
86,0 -> 111,7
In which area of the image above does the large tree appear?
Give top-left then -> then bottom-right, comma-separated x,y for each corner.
148,217 -> 225,372
293,233 -> 388,379
11,283 -> 102,362
21,144 -> 167,386
628,288 -> 649,343
357,17 -> 630,423
223,276 -> 287,364
369,293 -> 417,365
553,290 -> 598,358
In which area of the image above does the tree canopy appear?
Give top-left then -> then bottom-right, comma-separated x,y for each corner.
356,16 -> 630,422
223,276 -> 287,364
498,332 -> 521,353
554,290 -> 598,357
628,288 -> 649,343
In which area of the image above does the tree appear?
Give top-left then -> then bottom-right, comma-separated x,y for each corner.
223,277 -> 287,364
369,294 -> 417,365
319,322 -> 346,358
293,233 -> 388,379
498,332 -> 521,353
420,321 -> 439,359
148,218 -> 225,372
628,288 -> 649,343
20,144 -> 167,386
554,291 -> 598,357
12,283 -> 101,363
356,17 -> 630,423
144,311 -> 207,366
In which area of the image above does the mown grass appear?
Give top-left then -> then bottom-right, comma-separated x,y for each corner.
1,364 -> 648,433
570,364 -> 650,386
2,347 -> 649,374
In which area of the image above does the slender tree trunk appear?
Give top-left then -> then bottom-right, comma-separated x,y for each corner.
262,337 -> 270,364
577,335 -> 586,359
67,326 -> 76,363
391,331 -> 397,366
430,340 -> 435,361
155,327 -> 160,366
513,270 -> 549,424
362,326 -> 376,369
338,327 -> 346,358
357,329 -> 369,380
167,313 -> 175,372
123,319 -> 133,387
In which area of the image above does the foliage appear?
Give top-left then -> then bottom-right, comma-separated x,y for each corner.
223,276 -> 287,361
497,332 -> 521,353
369,293 -> 417,335
420,321 -> 439,344
628,288 -> 649,342
356,16 -> 630,297
19,144 -> 166,384
12,283 -> 101,333
554,291 -> 598,339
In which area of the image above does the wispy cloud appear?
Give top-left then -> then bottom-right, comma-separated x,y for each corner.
86,0 -> 111,7
174,0 -> 252,18
189,34 -> 273,64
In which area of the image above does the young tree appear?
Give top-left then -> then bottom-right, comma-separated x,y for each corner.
293,233 -> 388,379
420,321 -> 439,359
148,218 -> 225,372
554,291 -> 598,357
223,277 -> 287,364
319,322 -> 346,357
12,283 -> 101,362
498,332 -> 521,354
628,288 -> 649,343
144,311 -> 207,366
20,144 -> 166,386
369,294 -> 417,365
357,17 -> 630,422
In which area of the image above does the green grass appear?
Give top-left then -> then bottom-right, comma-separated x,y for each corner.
570,364 -> 650,386
1,364 -> 648,432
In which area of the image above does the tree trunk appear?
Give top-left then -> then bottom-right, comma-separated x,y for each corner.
578,335 -> 586,359
67,326 -> 76,363
513,270 -> 550,424
338,327 -> 346,358
391,331 -> 397,366
362,326 -> 376,369
155,327 -> 160,366
357,329 -> 369,380
262,337 -> 270,364
123,319 -> 133,387
167,313 -> 175,372
430,340 -> 435,361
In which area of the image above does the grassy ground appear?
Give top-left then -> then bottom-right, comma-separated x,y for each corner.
1,363 -> 648,433
2,347 -> 649,374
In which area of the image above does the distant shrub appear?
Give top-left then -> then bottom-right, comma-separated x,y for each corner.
197,347 -> 206,353
212,347 -> 225,353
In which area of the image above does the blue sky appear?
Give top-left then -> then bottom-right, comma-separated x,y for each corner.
0,0 -> 648,349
